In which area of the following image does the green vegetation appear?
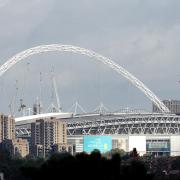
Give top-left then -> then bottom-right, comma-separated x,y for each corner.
0,148 -> 180,180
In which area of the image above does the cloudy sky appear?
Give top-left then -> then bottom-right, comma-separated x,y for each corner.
0,0 -> 180,115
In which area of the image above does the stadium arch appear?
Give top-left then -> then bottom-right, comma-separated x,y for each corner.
0,44 -> 169,113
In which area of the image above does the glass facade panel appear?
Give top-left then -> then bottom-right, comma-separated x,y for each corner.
146,139 -> 170,156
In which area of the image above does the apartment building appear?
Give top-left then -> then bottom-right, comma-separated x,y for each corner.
0,114 -> 15,142
31,117 -> 67,157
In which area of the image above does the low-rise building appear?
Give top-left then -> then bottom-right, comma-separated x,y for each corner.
1,138 -> 29,158
51,143 -> 73,155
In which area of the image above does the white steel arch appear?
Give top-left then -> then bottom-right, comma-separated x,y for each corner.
0,44 -> 170,113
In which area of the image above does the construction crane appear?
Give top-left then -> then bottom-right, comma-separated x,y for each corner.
38,72 -> 43,113
49,67 -> 62,112
52,76 -> 62,112
17,62 -> 30,116
18,99 -> 26,116
9,80 -> 19,116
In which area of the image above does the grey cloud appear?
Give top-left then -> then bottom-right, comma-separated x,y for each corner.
0,0 -> 180,114
0,0 -> 9,8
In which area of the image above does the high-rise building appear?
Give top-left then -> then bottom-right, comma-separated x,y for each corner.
0,113 -> 29,157
31,117 -> 67,157
153,100 -> 180,114
0,114 -> 15,142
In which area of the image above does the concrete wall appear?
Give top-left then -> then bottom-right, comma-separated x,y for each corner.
128,136 -> 146,155
171,136 -> 180,156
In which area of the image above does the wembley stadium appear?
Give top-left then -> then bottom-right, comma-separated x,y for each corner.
0,43 -> 179,156
15,111 -> 180,156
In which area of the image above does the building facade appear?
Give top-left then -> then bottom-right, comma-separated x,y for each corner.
69,135 -> 180,156
153,100 -> 180,114
31,117 -> 67,157
0,114 -> 15,142
51,143 -> 73,155
0,114 -> 30,157
33,144 -> 44,157
15,113 -> 180,157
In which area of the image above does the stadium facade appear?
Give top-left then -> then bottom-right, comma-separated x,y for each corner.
15,112 -> 180,156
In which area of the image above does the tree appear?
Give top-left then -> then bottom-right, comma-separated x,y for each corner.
130,148 -> 139,158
